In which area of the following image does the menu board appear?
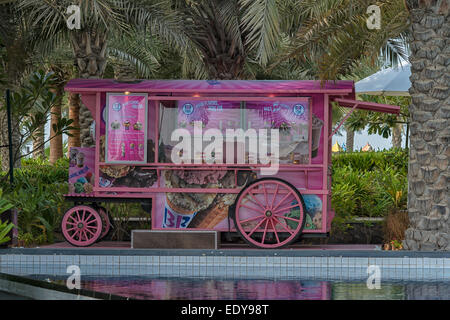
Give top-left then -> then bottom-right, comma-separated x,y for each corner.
105,93 -> 148,163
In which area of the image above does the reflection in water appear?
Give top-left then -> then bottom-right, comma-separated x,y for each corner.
26,275 -> 450,300
331,282 -> 405,300
405,283 -> 450,300
80,278 -> 331,300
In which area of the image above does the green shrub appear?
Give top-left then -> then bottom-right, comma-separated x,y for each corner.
6,181 -> 67,244
0,190 -> 15,245
332,148 -> 408,174
14,157 -> 68,186
331,149 -> 407,220
0,158 -> 69,246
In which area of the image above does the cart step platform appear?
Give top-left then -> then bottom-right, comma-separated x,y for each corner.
132,230 -> 219,249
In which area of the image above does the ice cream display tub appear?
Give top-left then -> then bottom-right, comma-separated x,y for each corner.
61,79 -> 400,249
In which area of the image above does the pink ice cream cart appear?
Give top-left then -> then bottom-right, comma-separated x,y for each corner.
62,80 -> 399,249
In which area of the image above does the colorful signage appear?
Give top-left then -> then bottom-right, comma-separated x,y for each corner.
68,147 -> 95,194
105,93 -> 148,163
177,100 -> 242,133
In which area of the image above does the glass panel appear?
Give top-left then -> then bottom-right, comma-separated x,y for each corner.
246,101 -> 310,164
158,99 -> 310,164
104,93 -> 148,164
159,100 -> 244,163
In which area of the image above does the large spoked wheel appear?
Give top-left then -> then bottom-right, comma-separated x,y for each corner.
232,178 -> 306,249
61,205 -> 103,247
93,205 -> 113,241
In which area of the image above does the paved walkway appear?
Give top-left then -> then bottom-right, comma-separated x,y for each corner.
0,290 -> 31,300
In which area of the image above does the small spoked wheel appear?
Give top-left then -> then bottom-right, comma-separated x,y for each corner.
94,206 -> 113,241
61,205 -> 103,247
232,178 -> 306,249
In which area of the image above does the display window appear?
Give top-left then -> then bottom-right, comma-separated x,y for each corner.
105,93 -> 148,164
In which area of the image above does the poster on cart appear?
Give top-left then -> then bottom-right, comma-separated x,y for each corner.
105,93 -> 148,164
68,147 -> 95,194
153,170 -> 325,231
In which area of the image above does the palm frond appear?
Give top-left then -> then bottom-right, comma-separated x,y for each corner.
129,0 -> 189,49
18,0 -> 142,40
276,0 -> 308,36
18,0 -> 68,41
240,0 -> 281,66
272,0 -> 409,80
108,32 -> 165,79
181,45 -> 209,79
380,36 -> 410,68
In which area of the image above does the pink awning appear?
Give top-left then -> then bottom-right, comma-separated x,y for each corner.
332,98 -> 400,114
328,97 -> 400,139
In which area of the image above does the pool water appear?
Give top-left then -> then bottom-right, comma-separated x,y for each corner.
32,276 -> 450,300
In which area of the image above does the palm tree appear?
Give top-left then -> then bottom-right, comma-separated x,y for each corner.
274,0 -> 409,79
0,0 -> 37,170
48,65 -> 72,164
402,0 -> 449,251
69,0 -> 293,82
67,92 -> 81,152
107,30 -> 168,79
32,124 -> 45,159
344,95 -> 411,150
267,1 -> 409,158
19,0 -> 187,146
18,0 -> 124,147
171,0 -> 284,80
346,128 -> 355,152
27,41 -> 76,163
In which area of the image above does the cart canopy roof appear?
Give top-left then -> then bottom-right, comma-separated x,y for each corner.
65,79 -> 399,115
332,98 -> 400,114
65,79 -> 355,94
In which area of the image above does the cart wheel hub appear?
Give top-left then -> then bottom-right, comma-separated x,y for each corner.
265,210 -> 273,217
77,223 -> 84,229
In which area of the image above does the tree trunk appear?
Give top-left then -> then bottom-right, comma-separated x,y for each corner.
346,128 -> 355,152
186,1 -> 247,80
70,30 -> 108,147
204,55 -> 246,80
0,104 -> 23,172
67,92 -> 81,155
79,103 -> 95,147
403,1 -> 449,251
0,38 -> 27,171
392,123 -> 403,149
32,123 -> 45,159
49,86 -> 63,164
113,58 -> 136,82
0,111 -> 14,172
